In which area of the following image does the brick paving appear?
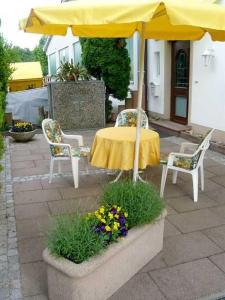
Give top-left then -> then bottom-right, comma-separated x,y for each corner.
2,131 -> 225,299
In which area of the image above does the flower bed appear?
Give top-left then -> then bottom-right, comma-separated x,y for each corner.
44,181 -> 166,300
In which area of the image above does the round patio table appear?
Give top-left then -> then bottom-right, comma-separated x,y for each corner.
90,127 -> 160,170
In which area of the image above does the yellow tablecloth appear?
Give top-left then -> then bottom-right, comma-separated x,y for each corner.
90,127 -> 160,170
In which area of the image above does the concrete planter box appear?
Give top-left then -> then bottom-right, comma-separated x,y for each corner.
43,210 -> 166,300
9,129 -> 37,142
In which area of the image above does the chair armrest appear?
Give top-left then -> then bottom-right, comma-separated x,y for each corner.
167,152 -> 194,166
62,133 -> 84,146
48,141 -> 72,156
180,142 -> 199,153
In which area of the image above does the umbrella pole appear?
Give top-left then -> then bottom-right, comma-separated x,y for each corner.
133,34 -> 145,182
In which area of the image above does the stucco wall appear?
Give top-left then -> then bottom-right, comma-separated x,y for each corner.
48,81 -> 105,130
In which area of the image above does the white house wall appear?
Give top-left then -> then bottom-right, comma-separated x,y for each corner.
147,40 -> 166,115
46,30 -> 79,75
191,33 -> 225,131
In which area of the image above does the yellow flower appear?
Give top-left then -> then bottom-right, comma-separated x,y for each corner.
100,218 -> 106,224
117,207 -> 121,212
115,214 -> 119,219
108,212 -> 113,220
99,207 -> 105,214
124,212 -> 128,218
105,225 -> 111,232
113,205 -> 117,208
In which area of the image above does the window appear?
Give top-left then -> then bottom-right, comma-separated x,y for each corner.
59,47 -> 69,64
73,41 -> 82,65
49,53 -> 57,75
154,51 -> 160,77
126,38 -> 134,82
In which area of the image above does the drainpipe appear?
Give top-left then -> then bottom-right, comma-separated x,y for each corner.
144,40 -> 148,115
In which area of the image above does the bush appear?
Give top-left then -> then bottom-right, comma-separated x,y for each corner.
100,181 -> 165,228
47,214 -> 106,264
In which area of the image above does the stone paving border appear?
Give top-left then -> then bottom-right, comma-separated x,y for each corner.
0,138 -> 22,300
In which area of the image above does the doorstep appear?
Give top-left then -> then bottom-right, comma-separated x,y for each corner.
150,119 -> 192,136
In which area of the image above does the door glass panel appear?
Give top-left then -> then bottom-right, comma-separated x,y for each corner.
175,50 -> 188,88
175,96 -> 187,118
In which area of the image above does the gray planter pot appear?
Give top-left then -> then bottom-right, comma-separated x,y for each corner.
9,129 -> 37,142
43,209 -> 167,300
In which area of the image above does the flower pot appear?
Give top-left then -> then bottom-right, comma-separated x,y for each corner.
43,209 -> 166,300
9,129 -> 37,142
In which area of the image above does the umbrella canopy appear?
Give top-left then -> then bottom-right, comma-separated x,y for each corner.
20,0 -> 225,182
20,0 -> 225,40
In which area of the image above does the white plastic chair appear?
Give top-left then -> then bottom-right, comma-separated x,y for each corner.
115,109 -> 149,129
160,129 -> 215,202
42,118 -> 90,188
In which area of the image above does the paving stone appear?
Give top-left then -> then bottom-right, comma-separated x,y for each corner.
203,224 -> 225,250
13,181 -> 42,193
13,167 -> 49,178
166,194 -> 217,213
0,287 -> 10,298
210,252 -> 225,273
20,262 -> 47,297
48,196 -> 99,216
18,237 -> 45,263
109,272 -> 166,300
162,231 -> 222,266
41,177 -> 71,189
164,219 -> 181,237
17,216 -> 50,240
59,185 -> 101,199
140,252 -> 167,273
14,189 -> 61,205
15,203 -> 50,220
206,187 -> 225,205
210,204 -> 225,220
12,161 -> 35,170
11,154 -> 43,163
24,295 -> 48,300
168,208 -> 225,233
150,258 -> 225,300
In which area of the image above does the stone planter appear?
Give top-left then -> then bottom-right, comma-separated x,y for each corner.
43,210 -> 166,300
9,129 -> 37,142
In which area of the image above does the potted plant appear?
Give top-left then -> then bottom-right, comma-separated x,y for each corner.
9,121 -> 37,142
43,181 -> 166,300
56,61 -> 90,82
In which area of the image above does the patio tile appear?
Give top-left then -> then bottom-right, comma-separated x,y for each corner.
177,178 -> 222,195
210,204 -> 225,219
59,185 -> 101,200
163,184 -> 187,199
109,273 -> 166,300
162,231 -> 222,267
208,165 -> 225,176
210,252 -> 225,273
140,253 -> 167,273
41,177 -> 72,189
13,181 -> 42,193
17,216 -> 50,240
165,205 -> 177,215
10,149 -> 31,156
20,262 -> 47,297
210,175 -> 225,188
24,295 -> 48,300
167,208 -> 225,233
164,220 -> 181,237
12,160 -> 35,170
204,159 -> 221,168
13,167 -> 49,177
203,224 -> 225,250
205,187 -> 225,205
18,237 -> 45,263
12,154 -> 44,162
15,203 -> 50,220
150,258 -> 225,300
166,194 -> 217,213
14,189 -> 62,205
48,196 -> 99,216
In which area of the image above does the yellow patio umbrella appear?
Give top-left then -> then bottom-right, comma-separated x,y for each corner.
20,0 -> 225,182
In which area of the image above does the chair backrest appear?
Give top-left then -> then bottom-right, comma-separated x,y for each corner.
115,109 -> 149,129
42,118 -> 63,144
192,128 -> 215,169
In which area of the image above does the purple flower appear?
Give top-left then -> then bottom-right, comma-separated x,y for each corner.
118,215 -> 126,226
120,227 -> 128,237
110,208 -> 117,215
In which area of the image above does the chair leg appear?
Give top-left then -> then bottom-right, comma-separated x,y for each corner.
172,170 -> 178,184
160,165 -> 168,198
192,171 -> 199,202
71,157 -> 79,189
58,161 -> 62,174
200,164 -> 204,191
85,157 -> 89,175
49,159 -> 54,183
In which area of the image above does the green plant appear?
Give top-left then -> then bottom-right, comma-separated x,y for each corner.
47,213 -> 106,264
56,61 -> 90,82
80,38 -> 130,121
11,122 -> 33,132
100,181 -> 165,228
